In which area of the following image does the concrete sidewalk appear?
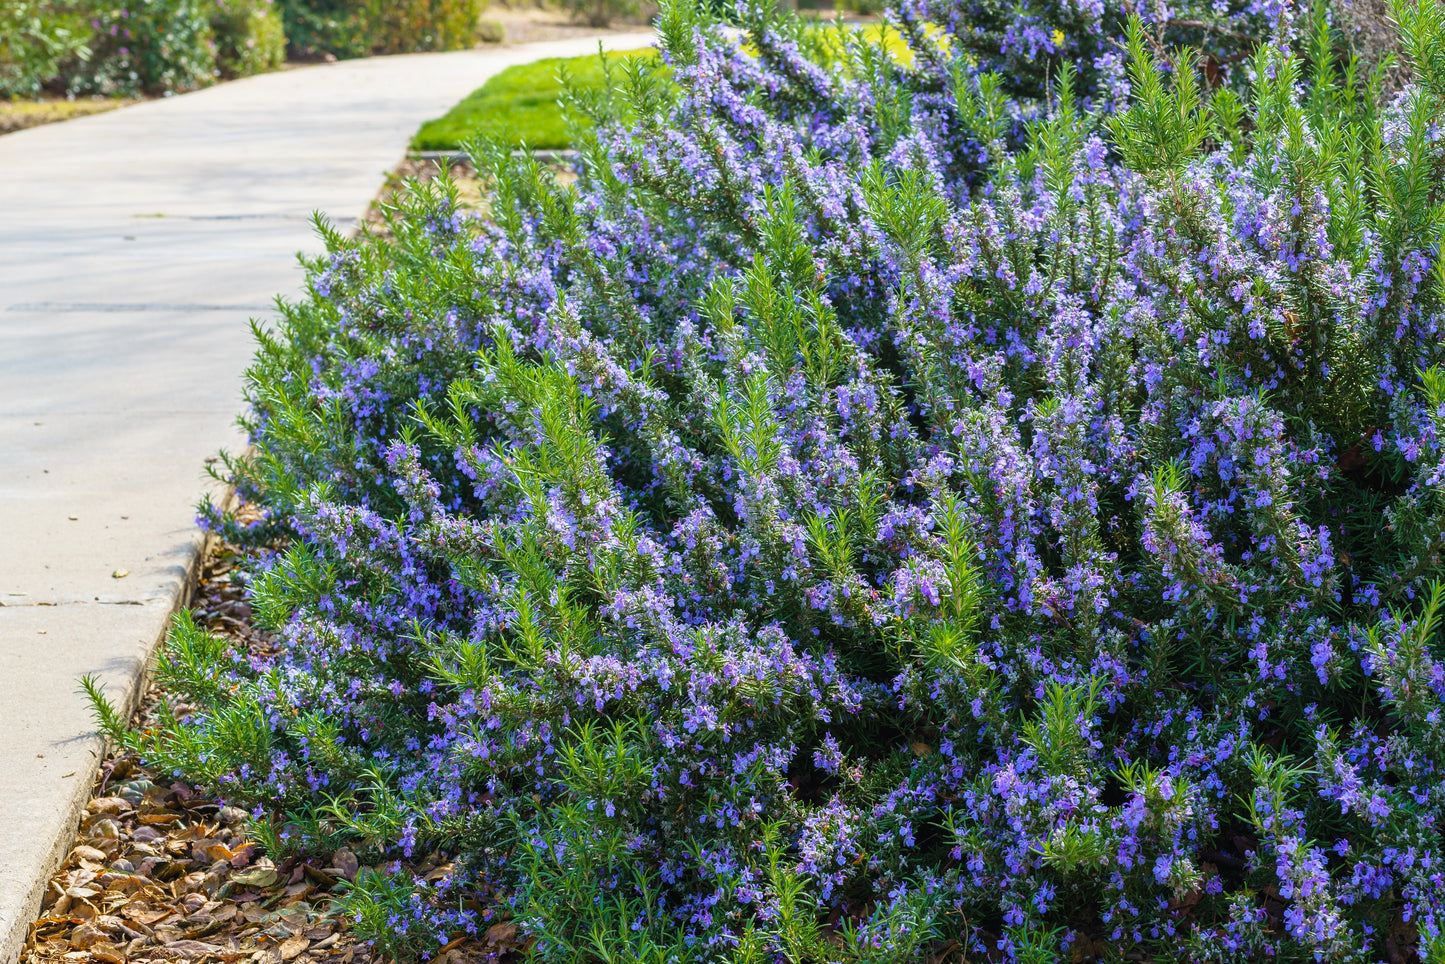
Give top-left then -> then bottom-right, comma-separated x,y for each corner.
0,35 -> 651,959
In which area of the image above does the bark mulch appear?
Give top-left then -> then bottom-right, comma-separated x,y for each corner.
21,545 -> 376,964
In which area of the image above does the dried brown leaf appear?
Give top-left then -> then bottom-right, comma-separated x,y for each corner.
203,844 -> 237,864
483,923 -> 519,946
69,924 -> 106,950
88,798 -> 132,816
138,814 -> 182,827
122,904 -> 174,927
163,939 -> 234,960
280,883 -> 312,902
90,941 -> 128,964
422,863 -> 454,883
141,788 -> 173,810
229,869 -> 277,890
326,852 -> 357,883
278,938 -> 309,962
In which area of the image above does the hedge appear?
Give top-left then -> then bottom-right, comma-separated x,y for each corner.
97,0 -> 1445,960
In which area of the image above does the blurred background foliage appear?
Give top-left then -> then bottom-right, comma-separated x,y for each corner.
0,0 -> 663,100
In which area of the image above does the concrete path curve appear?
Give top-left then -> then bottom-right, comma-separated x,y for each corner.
0,34 -> 651,959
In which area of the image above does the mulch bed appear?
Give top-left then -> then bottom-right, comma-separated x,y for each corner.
24,536 -> 527,964
22,544 -> 380,964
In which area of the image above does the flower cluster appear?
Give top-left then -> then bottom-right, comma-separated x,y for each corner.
105,0 -> 1445,960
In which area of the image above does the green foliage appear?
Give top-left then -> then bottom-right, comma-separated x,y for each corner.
0,1 -> 90,97
274,0 -> 485,59
269,0 -> 361,57
72,0 -> 218,95
210,0 -> 286,78
1106,19 -> 1211,181
345,869 -> 435,960
475,16 -> 504,43
562,0 -> 640,29
2,0 -> 283,98
95,0 -> 1445,959
412,48 -> 663,151
358,0 -> 485,54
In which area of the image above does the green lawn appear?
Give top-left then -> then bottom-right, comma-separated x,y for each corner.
411,47 -> 661,151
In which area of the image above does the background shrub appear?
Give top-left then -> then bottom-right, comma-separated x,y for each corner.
2,0 -> 475,100
0,1 -> 91,96
475,16 -> 505,43
359,0 -> 485,53
560,0 -> 641,29
68,0 -> 216,95
210,0 -> 286,78
99,0 -> 1445,961
274,0 -> 485,59
269,0 -> 365,58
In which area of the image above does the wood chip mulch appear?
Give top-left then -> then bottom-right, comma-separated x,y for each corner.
22,543 -> 377,964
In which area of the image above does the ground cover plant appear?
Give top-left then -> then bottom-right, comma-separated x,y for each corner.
96,0 -> 1445,959
411,47 -> 660,151
24,538 -> 518,964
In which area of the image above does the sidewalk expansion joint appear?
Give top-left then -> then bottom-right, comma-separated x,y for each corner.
0,597 -> 168,608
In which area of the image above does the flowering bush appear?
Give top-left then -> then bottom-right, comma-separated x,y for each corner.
71,0 -> 217,94
4,0 -> 282,98
96,0 -> 1445,960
